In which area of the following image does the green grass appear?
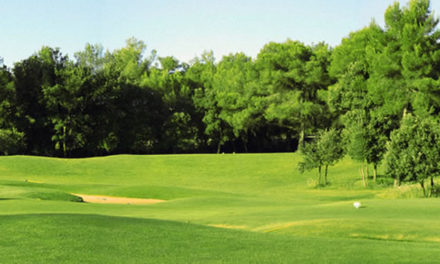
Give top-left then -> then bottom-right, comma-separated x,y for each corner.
0,153 -> 439,263
2,214 -> 439,264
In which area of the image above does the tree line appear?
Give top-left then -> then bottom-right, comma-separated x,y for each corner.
0,36 -> 332,156
0,0 -> 439,193
299,0 -> 440,196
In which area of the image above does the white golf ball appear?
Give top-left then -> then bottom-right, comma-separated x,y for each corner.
353,202 -> 361,209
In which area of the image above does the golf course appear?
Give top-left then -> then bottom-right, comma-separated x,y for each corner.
1,153 -> 439,263
3,0 -> 440,262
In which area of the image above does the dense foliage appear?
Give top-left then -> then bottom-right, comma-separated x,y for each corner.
385,115 -> 440,196
0,38 -> 334,156
0,0 -> 439,189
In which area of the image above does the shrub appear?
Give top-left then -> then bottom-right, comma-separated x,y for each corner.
0,128 -> 25,155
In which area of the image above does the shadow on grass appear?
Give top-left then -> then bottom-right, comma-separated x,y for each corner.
0,198 -> 16,201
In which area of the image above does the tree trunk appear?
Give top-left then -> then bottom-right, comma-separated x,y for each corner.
216,141 -> 221,154
362,161 -> 368,187
365,163 -> 369,181
394,177 -> 400,187
360,166 -> 366,187
430,176 -> 434,197
420,180 -> 426,197
242,136 -> 248,153
299,124 -> 305,149
324,164 -> 328,186
373,164 -> 377,182
63,125 -> 67,158
318,165 -> 322,186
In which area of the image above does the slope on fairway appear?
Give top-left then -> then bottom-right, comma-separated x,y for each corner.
0,153 -> 376,199
0,154 -> 305,195
1,213 -> 439,264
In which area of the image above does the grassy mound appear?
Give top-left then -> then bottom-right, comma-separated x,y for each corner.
0,182 -> 83,202
24,191 -> 83,202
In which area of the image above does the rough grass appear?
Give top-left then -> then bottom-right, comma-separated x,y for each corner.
0,153 -> 439,263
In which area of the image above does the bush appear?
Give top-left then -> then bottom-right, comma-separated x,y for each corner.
0,128 -> 25,155
377,184 -> 425,199
429,185 -> 440,198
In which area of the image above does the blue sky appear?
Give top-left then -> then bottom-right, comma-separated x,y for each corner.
1,0 -> 439,67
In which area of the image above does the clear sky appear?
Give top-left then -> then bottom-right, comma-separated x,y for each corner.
1,0 -> 439,67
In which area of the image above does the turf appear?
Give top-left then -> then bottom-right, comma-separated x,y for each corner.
0,153 -> 439,263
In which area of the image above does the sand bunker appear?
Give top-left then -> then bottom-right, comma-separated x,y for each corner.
73,193 -> 165,205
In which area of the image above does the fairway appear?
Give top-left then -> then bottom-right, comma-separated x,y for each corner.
1,153 -> 439,263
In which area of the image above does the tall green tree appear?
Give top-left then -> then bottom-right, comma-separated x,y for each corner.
257,40 -> 332,149
13,47 -> 67,155
0,63 -> 16,129
368,0 -> 440,119
211,53 -> 263,152
329,23 -> 391,183
73,43 -> 118,155
299,129 -> 344,186
42,61 -> 98,157
107,38 -> 165,153
0,63 -> 24,154
385,115 -> 440,196
144,56 -> 202,153
190,51 -> 233,153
